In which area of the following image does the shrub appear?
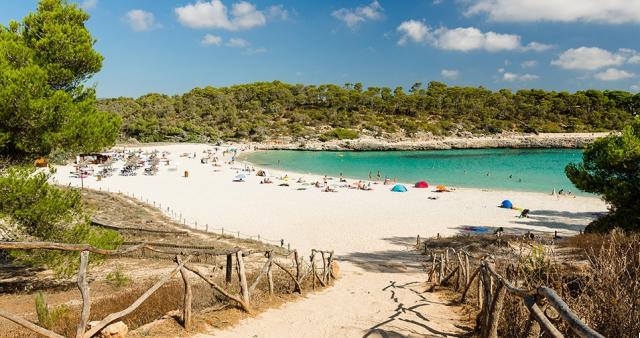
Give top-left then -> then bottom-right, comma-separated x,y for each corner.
106,264 -> 131,290
318,128 -> 359,142
35,291 -> 68,329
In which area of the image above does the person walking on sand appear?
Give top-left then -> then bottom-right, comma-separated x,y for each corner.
377,171 -> 381,181
323,175 -> 328,187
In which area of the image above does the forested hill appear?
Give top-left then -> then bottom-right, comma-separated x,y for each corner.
97,81 -> 637,143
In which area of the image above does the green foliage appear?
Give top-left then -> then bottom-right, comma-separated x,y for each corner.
318,128 -> 359,142
106,264 -> 131,290
520,245 -> 554,283
566,117 -> 640,232
95,81 -> 636,143
0,167 -> 123,276
0,0 -> 120,159
35,290 -> 68,329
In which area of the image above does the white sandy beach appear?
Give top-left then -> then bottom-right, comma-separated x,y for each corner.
52,143 -> 607,337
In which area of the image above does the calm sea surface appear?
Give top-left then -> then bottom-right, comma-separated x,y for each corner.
243,148 -> 589,195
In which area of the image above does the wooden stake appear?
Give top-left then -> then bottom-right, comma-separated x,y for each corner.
267,261 -> 274,297
235,250 -> 250,306
180,266 -> 192,330
75,251 -> 90,338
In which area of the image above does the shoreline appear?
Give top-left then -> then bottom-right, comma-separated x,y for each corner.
255,132 -> 609,151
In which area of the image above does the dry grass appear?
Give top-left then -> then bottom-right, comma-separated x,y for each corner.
421,230 -> 640,338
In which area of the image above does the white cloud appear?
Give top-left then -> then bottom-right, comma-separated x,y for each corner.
332,1 -> 384,30
396,20 -> 431,46
226,38 -> 248,47
504,60 -> 511,65
82,0 -> 98,10
296,71 -> 303,76
551,47 -> 627,70
397,22 -> 548,53
201,34 -> 222,46
123,10 -> 162,32
502,72 -> 518,82
501,72 -> 539,82
441,69 -> 460,79
594,68 -> 636,81
520,74 -> 540,81
523,42 -> 554,52
464,0 -> 640,24
498,68 -> 505,73
175,0 -> 271,31
521,60 -> 538,68
266,5 -> 288,20
630,85 -> 640,92
242,47 -> 266,54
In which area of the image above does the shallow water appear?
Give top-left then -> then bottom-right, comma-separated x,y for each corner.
243,148 -> 589,195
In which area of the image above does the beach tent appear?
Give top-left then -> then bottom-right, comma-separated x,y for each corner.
391,184 -> 408,192
415,181 -> 429,188
501,200 -> 513,208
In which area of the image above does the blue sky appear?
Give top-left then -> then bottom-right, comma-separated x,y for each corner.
3,0 -> 640,99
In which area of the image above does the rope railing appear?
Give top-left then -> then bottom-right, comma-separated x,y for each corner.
0,241 -> 335,338
418,236 -> 605,338
73,186 -> 292,249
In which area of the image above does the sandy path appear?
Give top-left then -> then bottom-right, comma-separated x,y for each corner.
199,259 -> 469,338
52,143 -> 606,337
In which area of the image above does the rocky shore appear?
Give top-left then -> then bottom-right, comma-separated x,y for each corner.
258,133 -> 609,151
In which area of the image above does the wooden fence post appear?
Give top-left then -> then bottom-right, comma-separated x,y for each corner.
439,253 -> 445,284
465,253 -> 470,286
180,266 -> 192,330
75,251 -> 90,338
235,250 -> 250,306
487,282 -> 507,338
294,250 -> 301,281
267,261 -> 274,296
226,254 -> 233,291
311,252 -> 316,290
321,252 -> 327,283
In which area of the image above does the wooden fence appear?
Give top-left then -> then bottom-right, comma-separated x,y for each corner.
0,241 -> 335,338
420,238 -> 605,338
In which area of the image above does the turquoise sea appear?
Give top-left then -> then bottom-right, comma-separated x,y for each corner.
242,148 -> 591,196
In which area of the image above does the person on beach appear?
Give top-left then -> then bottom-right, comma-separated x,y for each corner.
377,171 -> 381,181
393,177 -> 397,184
559,189 -> 564,195
369,172 -> 372,180
323,175 -> 328,187
340,173 -> 344,182
278,160 -> 281,165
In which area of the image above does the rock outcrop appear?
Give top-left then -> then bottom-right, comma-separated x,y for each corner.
258,134 -> 605,151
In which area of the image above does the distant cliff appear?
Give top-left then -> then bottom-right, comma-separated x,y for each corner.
258,133 -> 607,151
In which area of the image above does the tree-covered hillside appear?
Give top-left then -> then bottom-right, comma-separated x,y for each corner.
97,81 -> 638,143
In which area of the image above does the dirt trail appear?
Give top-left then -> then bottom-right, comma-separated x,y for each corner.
197,247 -> 472,338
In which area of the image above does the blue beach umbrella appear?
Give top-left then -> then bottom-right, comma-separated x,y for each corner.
236,174 -> 246,179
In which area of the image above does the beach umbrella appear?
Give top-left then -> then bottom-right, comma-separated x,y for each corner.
283,177 -> 291,181
150,158 -> 160,166
436,185 -> 446,190
236,174 -> 246,179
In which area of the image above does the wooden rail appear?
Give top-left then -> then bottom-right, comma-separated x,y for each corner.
0,241 -> 335,337
421,240 -> 605,338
